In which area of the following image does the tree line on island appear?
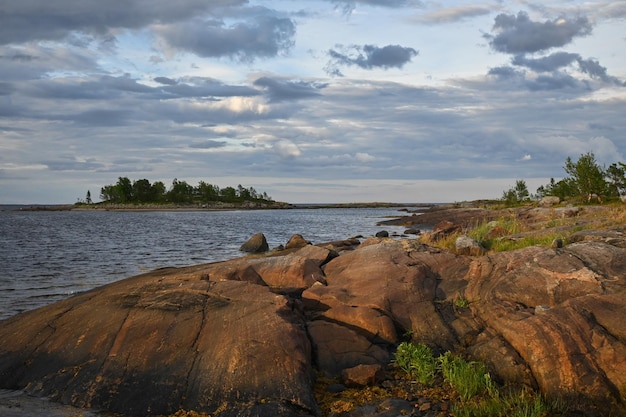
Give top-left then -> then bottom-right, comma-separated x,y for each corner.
91,177 -> 275,205
502,152 -> 626,206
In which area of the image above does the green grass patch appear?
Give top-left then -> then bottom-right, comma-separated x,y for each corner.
393,342 -> 437,385
394,343 -> 565,416
421,216 -> 572,254
439,351 -> 493,401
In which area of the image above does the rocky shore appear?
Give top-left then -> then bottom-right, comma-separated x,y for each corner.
0,203 -> 625,416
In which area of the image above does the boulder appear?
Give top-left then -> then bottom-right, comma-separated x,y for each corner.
539,196 -> 560,207
341,364 -> 384,388
455,235 -> 486,256
307,320 -> 389,376
484,225 -> 509,240
303,240 -> 459,357
239,232 -> 269,253
285,234 -> 310,249
375,230 -> 389,238
198,244 -> 333,292
430,220 -> 462,240
403,227 -> 421,235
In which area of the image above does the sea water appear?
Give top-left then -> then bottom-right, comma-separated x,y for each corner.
0,207 -> 412,321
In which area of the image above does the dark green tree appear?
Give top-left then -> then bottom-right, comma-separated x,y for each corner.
502,179 -> 529,206
151,181 -> 167,202
167,178 -> 194,203
220,186 -> 237,202
606,162 -> 626,197
197,181 -> 219,202
100,184 -> 117,202
564,152 -> 606,201
132,179 -> 153,203
115,177 -> 133,203
85,190 -> 92,204
237,184 -> 250,200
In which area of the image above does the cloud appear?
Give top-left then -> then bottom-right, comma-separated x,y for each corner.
273,140 -> 301,158
154,15 -> 296,61
0,0 -> 247,45
188,140 -> 227,149
511,52 -> 579,72
510,53 -> 625,86
328,0 -> 417,14
43,156 -> 105,172
158,77 -> 259,99
325,44 -> 418,76
154,77 -> 178,86
577,58 -> 625,85
413,5 -> 494,24
253,77 -> 326,102
485,12 -> 592,54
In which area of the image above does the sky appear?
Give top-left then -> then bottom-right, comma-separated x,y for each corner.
1,0 -> 625,204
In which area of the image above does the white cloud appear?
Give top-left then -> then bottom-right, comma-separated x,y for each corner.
273,140 -> 301,158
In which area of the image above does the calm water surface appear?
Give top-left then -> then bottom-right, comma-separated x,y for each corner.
0,207 -> 412,321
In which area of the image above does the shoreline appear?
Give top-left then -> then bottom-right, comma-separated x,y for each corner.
5,202 -> 437,212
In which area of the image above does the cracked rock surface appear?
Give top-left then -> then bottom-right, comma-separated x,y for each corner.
1,229 -> 626,416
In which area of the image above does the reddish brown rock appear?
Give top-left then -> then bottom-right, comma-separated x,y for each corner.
239,232 -> 269,253
341,364 -> 384,388
199,245 -> 333,291
455,235 -> 486,256
430,220 -> 462,240
464,241 -> 626,413
303,240 -> 458,358
0,274 -> 318,417
285,233 -> 310,249
307,320 -> 389,375
1,226 -> 626,416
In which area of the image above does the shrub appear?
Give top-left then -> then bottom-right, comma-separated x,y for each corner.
393,342 -> 437,385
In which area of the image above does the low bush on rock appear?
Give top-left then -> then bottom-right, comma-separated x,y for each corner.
393,343 -> 565,417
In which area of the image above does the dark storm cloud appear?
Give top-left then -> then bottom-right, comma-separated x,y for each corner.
485,12 -> 592,54
188,140 -> 228,149
154,77 -> 178,86
487,66 -> 524,80
325,44 -> 418,76
511,53 -> 625,86
487,65 -> 589,92
577,58 -> 625,85
155,15 -> 296,61
511,52 -> 579,72
526,73 -> 587,91
253,77 -> 325,102
0,0 -> 246,45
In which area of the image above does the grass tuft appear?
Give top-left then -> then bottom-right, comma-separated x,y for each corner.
393,342 -> 437,385
394,343 -> 565,417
